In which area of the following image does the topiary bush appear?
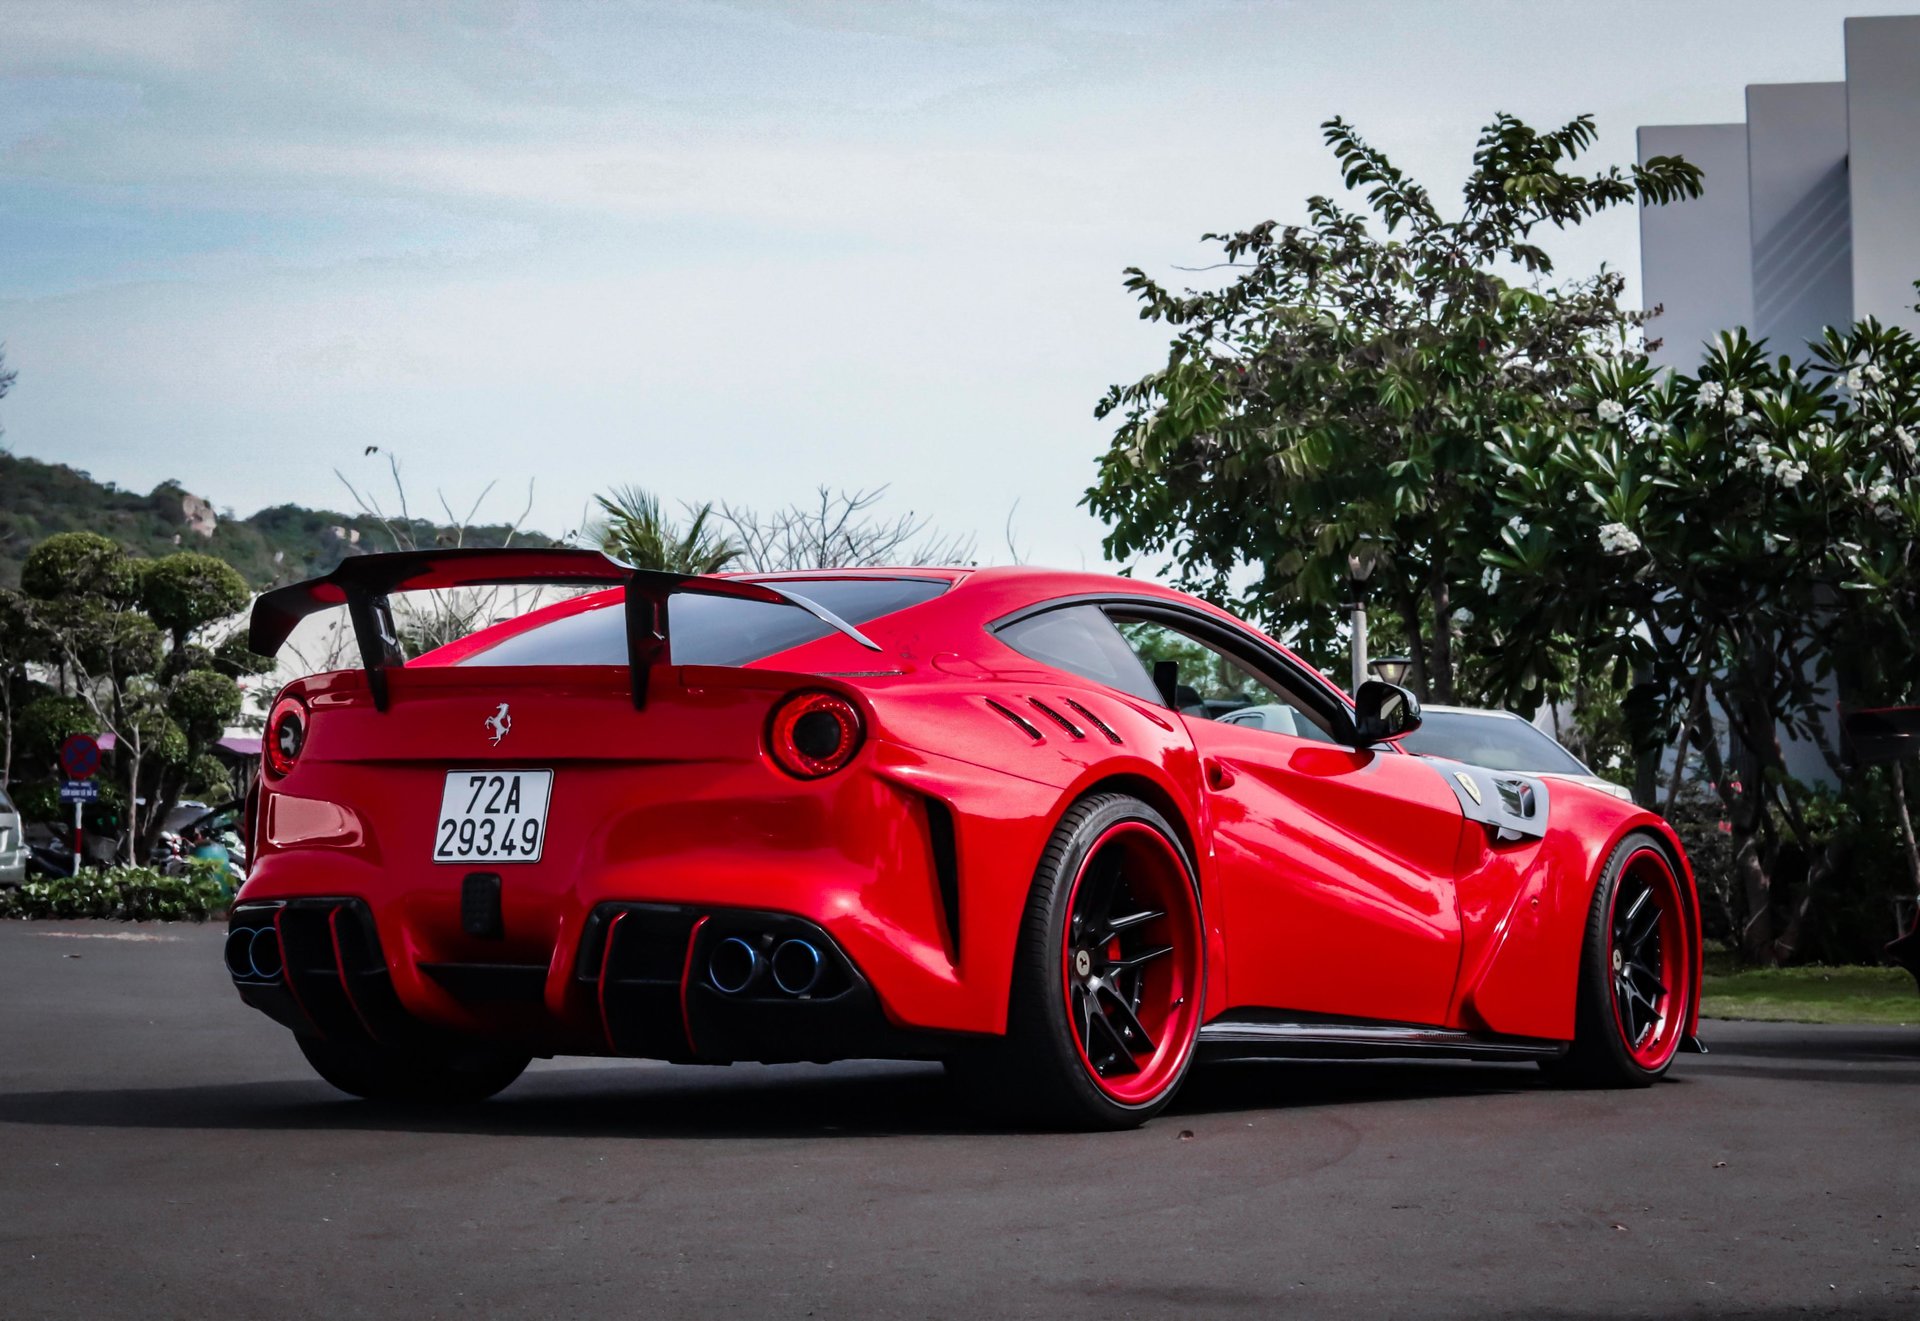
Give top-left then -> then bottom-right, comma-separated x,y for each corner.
0,861 -> 231,922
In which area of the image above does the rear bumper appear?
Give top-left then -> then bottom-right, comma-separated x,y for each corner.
228,896 -> 970,1063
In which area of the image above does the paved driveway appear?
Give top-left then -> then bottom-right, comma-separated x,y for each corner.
0,922 -> 1914,1319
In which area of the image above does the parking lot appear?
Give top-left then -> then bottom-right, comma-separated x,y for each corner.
0,920 -> 1914,1319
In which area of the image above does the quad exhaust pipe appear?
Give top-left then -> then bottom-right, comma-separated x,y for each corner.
705,935 -> 826,997
769,939 -> 824,997
707,937 -> 761,995
225,926 -> 284,981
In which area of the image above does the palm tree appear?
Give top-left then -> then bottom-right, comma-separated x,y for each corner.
588,485 -> 740,575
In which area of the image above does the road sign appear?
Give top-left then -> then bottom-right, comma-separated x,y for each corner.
60,780 -> 101,803
58,734 -> 101,781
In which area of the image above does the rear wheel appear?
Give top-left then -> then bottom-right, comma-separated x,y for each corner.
951,793 -> 1204,1129
1545,831 -> 1694,1087
297,1035 -> 530,1104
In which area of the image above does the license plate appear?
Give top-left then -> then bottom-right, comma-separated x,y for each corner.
433,770 -> 552,864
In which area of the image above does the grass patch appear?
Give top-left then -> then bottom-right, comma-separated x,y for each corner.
1701,963 -> 1918,1026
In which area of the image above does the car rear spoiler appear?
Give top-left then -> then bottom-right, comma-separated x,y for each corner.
1841,705 -> 1920,766
248,547 -> 881,711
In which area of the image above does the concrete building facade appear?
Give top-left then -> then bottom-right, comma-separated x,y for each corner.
1640,14 -> 1920,371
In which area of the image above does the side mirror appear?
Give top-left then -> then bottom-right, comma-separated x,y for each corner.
1352,680 -> 1422,745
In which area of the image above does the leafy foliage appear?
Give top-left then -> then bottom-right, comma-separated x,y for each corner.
0,861 -> 232,922
1086,113 -> 1702,699
589,485 -> 740,574
1484,319 -> 1920,960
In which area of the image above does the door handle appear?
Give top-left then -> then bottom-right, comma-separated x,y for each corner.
1205,759 -> 1236,790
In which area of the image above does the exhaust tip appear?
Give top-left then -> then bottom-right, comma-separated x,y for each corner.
770,939 -> 824,997
224,927 -> 257,979
248,928 -> 283,981
707,936 -> 760,995
225,927 -> 283,981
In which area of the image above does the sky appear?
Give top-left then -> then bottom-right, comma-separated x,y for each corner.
2,0 -> 1913,572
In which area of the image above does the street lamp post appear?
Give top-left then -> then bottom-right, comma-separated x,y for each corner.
1346,538 -> 1380,693
1369,655 -> 1414,688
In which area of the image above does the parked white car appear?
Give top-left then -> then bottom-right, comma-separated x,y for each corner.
1395,705 -> 1636,803
0,786 -> 26,886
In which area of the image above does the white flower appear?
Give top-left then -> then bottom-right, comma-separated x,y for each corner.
1598,522 -> 1642,555
1723,387 -> 1745,415
1866,363 -> 1886,384
1896,426 -> 1917,457
1870,423 -> 1887,439
1696,381 -> 1725,408
1480,564 -> 1502,594
1506,515 -> 1530,537
1596,398 -> 1627,424
1868,480 -> 1895,505
1846,367 -> 1865,391
1778,459 -> 1810,488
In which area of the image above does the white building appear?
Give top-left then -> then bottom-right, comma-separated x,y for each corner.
1639,15 -> 1920,370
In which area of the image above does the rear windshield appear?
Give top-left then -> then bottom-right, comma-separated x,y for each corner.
455,577 -> 948,668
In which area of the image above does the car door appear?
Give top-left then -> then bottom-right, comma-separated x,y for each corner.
1109,608 -> 1467,1027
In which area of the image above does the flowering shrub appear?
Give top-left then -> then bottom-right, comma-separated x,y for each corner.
1484,310 -> 1920,961
0,861 -> 231,922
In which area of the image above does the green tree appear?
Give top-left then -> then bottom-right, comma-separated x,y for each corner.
1086,114 -> 1702,700
19,533 -> 253,859
589,485 -> 740,574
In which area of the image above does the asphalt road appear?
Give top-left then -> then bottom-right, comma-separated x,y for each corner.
0,922 -> 1915,1320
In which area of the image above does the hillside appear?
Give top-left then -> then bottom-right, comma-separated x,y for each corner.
0,450 -> 557,590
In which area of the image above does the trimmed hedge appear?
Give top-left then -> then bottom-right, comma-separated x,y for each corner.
0,862 -> 231,922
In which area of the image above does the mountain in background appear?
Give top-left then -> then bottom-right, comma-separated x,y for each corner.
0,450 -> 556,591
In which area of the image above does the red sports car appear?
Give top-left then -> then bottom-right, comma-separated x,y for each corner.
229,549 -> 1702,1128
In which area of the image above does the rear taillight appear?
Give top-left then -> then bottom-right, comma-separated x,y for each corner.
766,691 -> 864,779
264,695 -> 307,778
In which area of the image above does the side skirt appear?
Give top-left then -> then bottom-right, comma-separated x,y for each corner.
1196,1014 -> 1568,1064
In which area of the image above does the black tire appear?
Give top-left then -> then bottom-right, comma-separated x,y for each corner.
1542,830 -> 1693,1088
297,1034 -> 530,1104
949,793 -> 1205,1130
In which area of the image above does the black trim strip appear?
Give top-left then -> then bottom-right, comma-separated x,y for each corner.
1196,1018 -> 1565,1062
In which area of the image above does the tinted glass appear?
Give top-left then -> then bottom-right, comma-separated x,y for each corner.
1398,711 -> 1590,775
457,577 -> 948,668
1112,617 -> 1339,743
995,605 -> 1162,702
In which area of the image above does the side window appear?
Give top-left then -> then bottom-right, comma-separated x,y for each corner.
1110,615 -> 1340,744
994,605 -> 1162,703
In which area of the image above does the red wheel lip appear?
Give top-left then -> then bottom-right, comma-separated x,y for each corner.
1607,846 -> 1691,1071
1059,819 -> 1204,1107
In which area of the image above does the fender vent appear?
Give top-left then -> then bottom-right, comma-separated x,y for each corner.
1028,698 -> 1085,739
984,698 -> 1043,741
1061,698 -> 1122,744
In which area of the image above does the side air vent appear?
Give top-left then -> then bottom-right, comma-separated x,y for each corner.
1061,698 -> 1122,744
923,796 -> 961,962
1028,698 -> 1085,739
984,698 -> 1043,741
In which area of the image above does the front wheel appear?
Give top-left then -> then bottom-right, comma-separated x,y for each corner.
952,793 -> 1205,1129
297,1035 -> 530,1104
1544,831 -> 1696,1087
